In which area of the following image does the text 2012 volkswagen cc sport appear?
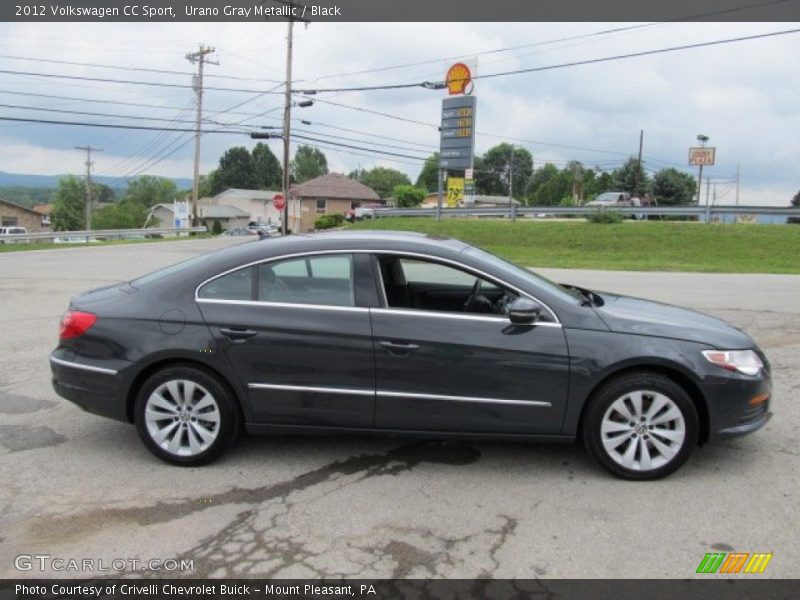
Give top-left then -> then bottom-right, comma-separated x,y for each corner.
50,232 -> 772,479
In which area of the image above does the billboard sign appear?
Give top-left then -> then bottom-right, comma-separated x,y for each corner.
439,95 -> 476,170
689,147 -> 716,166
173,201 -> 189,229
447,177 -> 464,207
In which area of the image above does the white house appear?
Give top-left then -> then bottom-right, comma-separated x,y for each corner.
203,189 -> 283,225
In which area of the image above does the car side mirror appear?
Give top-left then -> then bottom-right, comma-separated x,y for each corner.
508,297 -> 541,325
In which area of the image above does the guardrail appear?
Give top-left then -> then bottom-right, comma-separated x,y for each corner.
374,205 -> 800,220
0,226 -> 208,244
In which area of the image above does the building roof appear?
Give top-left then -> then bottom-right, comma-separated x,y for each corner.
201,205 -> 250,219
32,203 -> 53,215
214,188 -> 280,201
147,203 -> 174,214
293,174 -> 380,201
0,198 -> 43,215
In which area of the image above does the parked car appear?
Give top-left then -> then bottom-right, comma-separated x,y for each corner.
0,226 -> 28,243
345,206 -> 377,221
50,232 -> 771,479
221,228 -> 258,237
586,192 -> 645,219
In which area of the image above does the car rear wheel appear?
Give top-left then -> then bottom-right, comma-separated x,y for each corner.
134,365 -> 240,466
582,371 -> 699,480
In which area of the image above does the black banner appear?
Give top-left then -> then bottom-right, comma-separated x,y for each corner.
1,579 -> 799,600
3,0 -> 800,22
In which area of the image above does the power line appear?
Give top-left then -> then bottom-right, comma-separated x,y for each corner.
0,53 -> 284,83
0,115 -> 245,134
0,102 -> 204,125
295,28 -> 800,94
0,67 -> 285,94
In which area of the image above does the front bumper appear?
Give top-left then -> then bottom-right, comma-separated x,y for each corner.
704,367 -> 773,441
50,350 -> 131,422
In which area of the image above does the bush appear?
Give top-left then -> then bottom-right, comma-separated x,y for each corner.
211,219 -> 223,234
330,213 -> 345,226
587,208 -> 624,224
314,215 -> 336,230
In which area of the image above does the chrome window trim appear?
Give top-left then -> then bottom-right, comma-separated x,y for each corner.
50,356 -> 118,375
199,298 -> 369,313
247,382 -> 551,408
248,383 -> 374,396
195,248 -> 560,323
370,307 -> 562,327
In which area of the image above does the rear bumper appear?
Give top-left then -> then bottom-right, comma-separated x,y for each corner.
50,351 -> 131,422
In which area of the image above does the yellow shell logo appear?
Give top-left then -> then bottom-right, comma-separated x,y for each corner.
445,62 -> 473,95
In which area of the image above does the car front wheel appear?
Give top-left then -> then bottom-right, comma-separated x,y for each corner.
582,371 -> 699,480
134,365 -> 240,466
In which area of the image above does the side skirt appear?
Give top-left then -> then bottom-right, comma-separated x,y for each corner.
245,422 -> 576,444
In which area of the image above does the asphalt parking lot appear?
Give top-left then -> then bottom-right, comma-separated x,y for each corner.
0,237 -> 798,579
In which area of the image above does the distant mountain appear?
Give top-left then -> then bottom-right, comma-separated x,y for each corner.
0,171 -> 193,190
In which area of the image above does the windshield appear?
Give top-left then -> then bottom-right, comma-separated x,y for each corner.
464,246 -> 581,304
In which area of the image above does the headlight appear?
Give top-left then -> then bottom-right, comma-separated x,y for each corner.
702,349 -> 764,376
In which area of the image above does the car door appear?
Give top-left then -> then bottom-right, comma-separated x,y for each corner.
370,255 -> 569,435
196,252 -> 376,428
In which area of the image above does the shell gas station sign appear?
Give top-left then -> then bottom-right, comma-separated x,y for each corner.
439,61 -> 477,171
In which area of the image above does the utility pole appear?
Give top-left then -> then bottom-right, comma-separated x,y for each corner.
186,44 -> 217,228
75,145 -> 102,236
634,129 -> 644,196
508,145 -> 516,222
735,163 -> 740,206
281,20 -> 294,235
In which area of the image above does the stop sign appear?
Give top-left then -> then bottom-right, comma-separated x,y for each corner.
273,193 -> 286,211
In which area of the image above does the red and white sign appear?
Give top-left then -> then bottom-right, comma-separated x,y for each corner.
273,194 -> 286,211
689,147 -> 716,166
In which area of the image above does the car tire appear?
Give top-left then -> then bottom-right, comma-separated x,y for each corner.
582,371 -> 699,480
134,365 -> 241,466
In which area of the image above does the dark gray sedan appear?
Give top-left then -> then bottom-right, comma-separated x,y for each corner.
49,232 -> 772,479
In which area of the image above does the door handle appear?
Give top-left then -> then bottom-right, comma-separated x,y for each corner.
220,327 -> 257,341
380,341 -> 420,355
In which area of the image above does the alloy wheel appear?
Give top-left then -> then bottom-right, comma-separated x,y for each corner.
600,390 -> 686,472
144,379 -> 220,457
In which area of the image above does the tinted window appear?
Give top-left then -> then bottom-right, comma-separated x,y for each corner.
198,267 -> 253,300
258,254 -> 354,306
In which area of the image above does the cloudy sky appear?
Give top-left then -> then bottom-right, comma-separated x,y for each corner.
0,21 -> 798,204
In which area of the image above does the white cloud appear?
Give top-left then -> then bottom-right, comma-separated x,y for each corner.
0,21 -> 797,204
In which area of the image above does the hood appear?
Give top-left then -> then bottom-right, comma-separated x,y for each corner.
592,292 -> 755,349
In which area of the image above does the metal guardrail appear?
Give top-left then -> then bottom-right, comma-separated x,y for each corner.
374,205 -> 800,219
0,226 -> 208,244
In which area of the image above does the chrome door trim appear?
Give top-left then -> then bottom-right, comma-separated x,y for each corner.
248,383 -> 375,396
247,383 -> 551,408
197,298 -> 369,313
376,390 -> 551,408
194,248 -> 560,323
49,355 -> 118,375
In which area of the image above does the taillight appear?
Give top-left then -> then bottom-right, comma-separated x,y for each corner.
59,311 -> 97,340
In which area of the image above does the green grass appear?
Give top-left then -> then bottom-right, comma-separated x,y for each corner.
350,218 -> 800,273
0,234 -> 214,253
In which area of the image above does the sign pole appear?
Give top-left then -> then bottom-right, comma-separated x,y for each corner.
436,169 -> 443,222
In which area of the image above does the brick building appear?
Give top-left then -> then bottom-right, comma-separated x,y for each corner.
0,199 -> 50,232
287,174 -> 380,233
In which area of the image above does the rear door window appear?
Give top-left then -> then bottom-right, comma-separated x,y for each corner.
258,254 -> 354,306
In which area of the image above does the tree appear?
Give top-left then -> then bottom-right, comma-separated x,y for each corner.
92,200 -> 146,230
652,168 -> 698,206
392,184 -> 426,208
474,144 -> 533,201
357,167 -> 410,199
51,175 -> 86,231
612,157 -> 651,196
415,153 -> 440,192
123,176 -> 178,208
212,147 -> 259,194
252,143 -> 282,189
198,170 -> 218,198
292,145 -> 328,183
789,190 -> 800,224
